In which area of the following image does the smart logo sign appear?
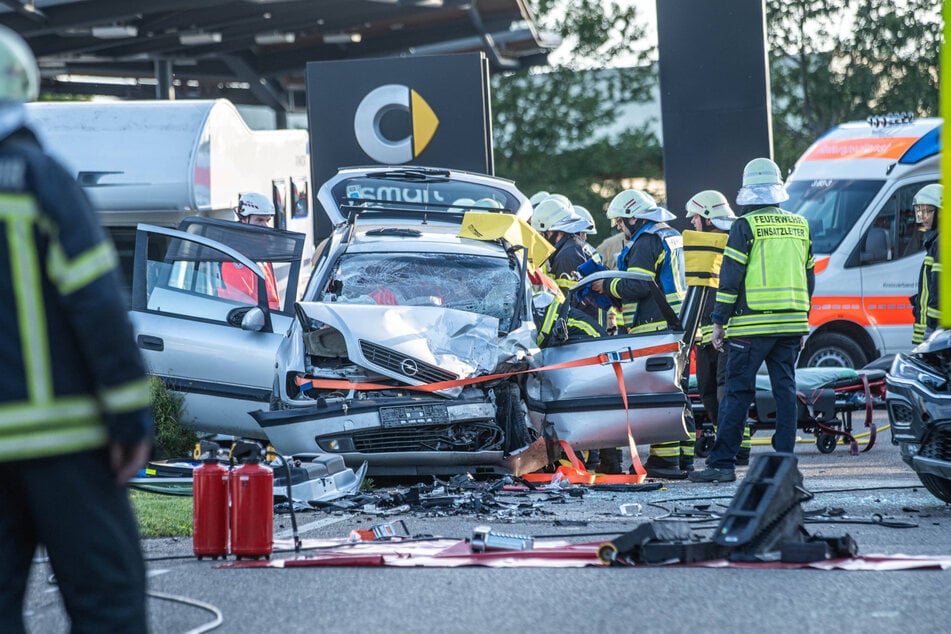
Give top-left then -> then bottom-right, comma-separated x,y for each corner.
353,84 -> 440,164
307,53 -> 493,239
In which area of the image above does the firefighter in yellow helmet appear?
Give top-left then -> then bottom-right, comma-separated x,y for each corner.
691,158 -> 815,483
594,189 -> 688,479
910,183 -> 942,344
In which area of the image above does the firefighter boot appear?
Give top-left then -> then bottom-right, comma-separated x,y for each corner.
644,443 -> 687,480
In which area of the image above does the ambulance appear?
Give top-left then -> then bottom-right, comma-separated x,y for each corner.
784,114 -> 940,368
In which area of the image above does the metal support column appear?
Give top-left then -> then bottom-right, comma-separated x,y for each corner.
154,59 -> 174,100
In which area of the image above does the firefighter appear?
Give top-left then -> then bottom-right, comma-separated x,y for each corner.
0,25 -> 152,632
685,190 -> 752,465
593,189 -> 689,479
219,191 -> 281,309
690,158 -> 815,483
531,197 -> 606,324
910,183 -> 942,344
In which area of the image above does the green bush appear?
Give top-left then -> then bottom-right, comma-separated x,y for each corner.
150,377 -> 197,460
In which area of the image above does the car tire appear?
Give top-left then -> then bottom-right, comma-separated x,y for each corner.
917,472 -> 951,503
801,332 -> 868,369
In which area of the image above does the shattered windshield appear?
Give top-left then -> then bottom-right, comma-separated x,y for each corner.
784,179 -> 884,254
322,252 -> 520,324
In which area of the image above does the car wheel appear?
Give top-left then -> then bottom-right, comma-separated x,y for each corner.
800,332 -> 868,369
917,472 -> 951,503
816,433 -> 836,454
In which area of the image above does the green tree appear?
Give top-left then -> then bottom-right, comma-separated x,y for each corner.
491,1 -> 661,235
767,0 -> 941,171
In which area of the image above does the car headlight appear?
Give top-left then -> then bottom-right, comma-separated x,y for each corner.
915,369 -> 947,391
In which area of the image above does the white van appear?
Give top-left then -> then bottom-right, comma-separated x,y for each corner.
784,114 -> 940,368
24,99 -> 314,291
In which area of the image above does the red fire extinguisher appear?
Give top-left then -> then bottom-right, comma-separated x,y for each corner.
192,443 -> 229,560
229,442 -> 273,559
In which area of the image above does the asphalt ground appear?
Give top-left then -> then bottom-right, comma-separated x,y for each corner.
21,412 -> 951,633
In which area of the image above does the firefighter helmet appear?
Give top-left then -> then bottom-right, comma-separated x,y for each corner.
236,192 -> 275,217
573,205 -> 597,235
0,26 -> 38,103
606,189 -> 675,222
531,197 -> 587,233
737,157 -> 788,206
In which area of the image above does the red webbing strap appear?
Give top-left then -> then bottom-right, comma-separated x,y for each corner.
612,361 -> 646,477
297,342 -> 680,393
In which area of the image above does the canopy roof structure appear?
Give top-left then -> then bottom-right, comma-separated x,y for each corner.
1,0 -> 558,116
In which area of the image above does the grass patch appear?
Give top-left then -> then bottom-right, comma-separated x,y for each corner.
130,490 -> 193,538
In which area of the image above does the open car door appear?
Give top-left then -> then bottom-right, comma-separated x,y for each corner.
129,218 -> 305,438
525,270 -> 698,450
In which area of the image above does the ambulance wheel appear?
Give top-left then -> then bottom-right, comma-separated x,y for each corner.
816,433 -> 837,454
800,332 -> 867,369
695,435 -> 715,458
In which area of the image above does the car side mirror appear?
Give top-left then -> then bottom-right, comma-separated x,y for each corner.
861,227 -> 891,264
240,306 -> 266,332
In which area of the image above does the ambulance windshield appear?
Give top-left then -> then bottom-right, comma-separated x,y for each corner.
785,179 -> 884,254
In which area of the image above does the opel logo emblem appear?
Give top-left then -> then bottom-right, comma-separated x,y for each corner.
400,358 -> 419,377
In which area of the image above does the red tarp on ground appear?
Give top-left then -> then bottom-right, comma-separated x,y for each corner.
216,538 -> 951,571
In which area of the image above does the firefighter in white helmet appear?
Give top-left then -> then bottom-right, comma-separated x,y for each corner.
684,190 -> 752,466
594,189 -> 688,479
911,183 -> 943,343
0,25 -> 151,632
220,191 -> 281,308
691,158 -> 815,483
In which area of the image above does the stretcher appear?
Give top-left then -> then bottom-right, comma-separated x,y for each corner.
689,366 -> 887,456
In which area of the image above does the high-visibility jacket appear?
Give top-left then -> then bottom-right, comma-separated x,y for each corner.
682,230 -> 729,345
911,232 -> 940,344
219,260 -> 281,310
712,206 -> 815,337
533,297 -> 605,347
607,222 -> 685,334
0,122 -> 151,462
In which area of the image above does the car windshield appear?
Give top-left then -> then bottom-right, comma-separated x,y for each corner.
784,179 -> 884,254
321,252 -> 521,324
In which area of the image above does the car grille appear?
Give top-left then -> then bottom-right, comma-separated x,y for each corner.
359,340 -> 458,384
348,421 -> 503,453
919,427 -> 951,462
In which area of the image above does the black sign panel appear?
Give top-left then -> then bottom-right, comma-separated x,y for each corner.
307,53 -> 492,239
656,0 -> 772,225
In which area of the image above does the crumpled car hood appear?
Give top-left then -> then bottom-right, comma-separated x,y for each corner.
296,302 -> 535,396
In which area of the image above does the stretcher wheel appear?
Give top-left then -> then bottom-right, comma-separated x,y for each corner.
695,435 -> 714,458
816,433 -> 837,454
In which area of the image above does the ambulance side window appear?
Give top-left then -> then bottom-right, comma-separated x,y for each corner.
859,182 -> 928,265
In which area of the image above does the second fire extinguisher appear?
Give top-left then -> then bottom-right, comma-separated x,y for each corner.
229,441 -> 273,559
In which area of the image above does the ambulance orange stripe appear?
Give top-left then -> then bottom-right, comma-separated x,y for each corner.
802,137 -> 918,162
809,295 -> 913,327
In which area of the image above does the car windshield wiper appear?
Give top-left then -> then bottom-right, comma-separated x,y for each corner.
369,168 -> 451,182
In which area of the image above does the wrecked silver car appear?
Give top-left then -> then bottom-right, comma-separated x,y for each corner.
250,167 -> 695,476
130,167 -> 697,477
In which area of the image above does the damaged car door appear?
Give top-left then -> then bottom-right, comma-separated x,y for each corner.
129,219 -> 304,438
525,270 -> 696,451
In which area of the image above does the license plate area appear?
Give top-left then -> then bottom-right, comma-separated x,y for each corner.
380,403 -> 451,428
